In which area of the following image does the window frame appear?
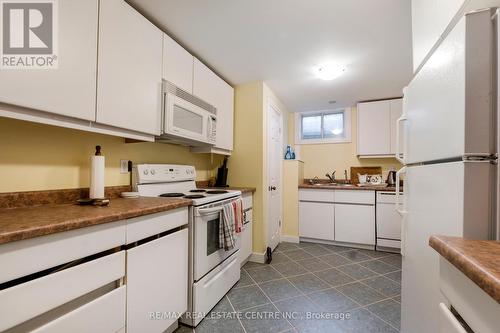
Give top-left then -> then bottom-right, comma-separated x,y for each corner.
295,108 -> 352,144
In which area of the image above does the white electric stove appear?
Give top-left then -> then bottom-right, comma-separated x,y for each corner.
132,164 -> 241,206
132,164 -> 242,327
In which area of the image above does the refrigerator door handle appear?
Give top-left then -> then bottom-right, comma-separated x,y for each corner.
396,114 -> 408,164
395,166 -> 406,215
396,166 -> 407,256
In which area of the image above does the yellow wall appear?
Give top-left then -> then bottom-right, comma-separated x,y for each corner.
227,82 -> 265,254
288,107 -> 401,181
0,118 -> 223,193
228,82 -> 290,255
282,160 -> 303,239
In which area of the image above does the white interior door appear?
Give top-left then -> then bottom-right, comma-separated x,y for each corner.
267,102 -> 283,252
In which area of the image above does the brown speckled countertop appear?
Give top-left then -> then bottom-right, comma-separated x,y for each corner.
204,187 -> 256,194
299,183 -> 398,191
429,235 -> 500,303
0,197 -> 192,245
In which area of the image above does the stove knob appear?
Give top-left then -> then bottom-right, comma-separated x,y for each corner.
143,169 -> 149,175
151,169 -> 156,175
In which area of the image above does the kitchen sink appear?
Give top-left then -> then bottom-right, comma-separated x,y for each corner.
313,183 -> 355,187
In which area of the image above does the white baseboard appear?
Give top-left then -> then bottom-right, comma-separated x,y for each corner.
280,235 -> 300,243
248,251 -> 266,264
299,237 -> 376,251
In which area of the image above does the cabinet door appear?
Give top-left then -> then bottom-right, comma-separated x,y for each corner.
390,99 -> 403,154
240,220 -> 253,264
335,204 -> 375,245
0,0 -> 98,121
357,100 -> 391,155
216,81 -> 235,151
193,58 -> 234,151
376,203 -> 402,240
97,0 -> 162,135
126,229 -> 188,333
299,202 -> 334,241
163,34 -> 194,93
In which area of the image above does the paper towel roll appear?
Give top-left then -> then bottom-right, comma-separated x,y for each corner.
90,155 -> 105,199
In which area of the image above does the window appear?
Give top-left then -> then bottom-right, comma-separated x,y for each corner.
295,108 -> 351,144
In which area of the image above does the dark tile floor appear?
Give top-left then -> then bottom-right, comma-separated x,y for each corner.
176,242 -> 402,333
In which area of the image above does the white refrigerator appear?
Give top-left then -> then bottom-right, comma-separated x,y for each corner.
397,8 -> 498,333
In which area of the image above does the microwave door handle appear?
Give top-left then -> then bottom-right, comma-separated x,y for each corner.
198,207 -> 224,215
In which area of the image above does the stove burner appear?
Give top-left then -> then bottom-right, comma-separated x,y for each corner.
190,189 -> 207,193
159,193 -> 185,198
184,194 -> 206,199
206,190 -> 229,194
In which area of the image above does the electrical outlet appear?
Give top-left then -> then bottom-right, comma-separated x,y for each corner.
120,160 -> 129,174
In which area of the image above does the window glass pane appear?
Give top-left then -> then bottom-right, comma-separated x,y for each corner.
302,115 -> 321,139
323,112 -> 344,138
207,217 -> 220,256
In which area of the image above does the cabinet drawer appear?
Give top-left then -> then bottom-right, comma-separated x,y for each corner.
126,208 -> 188,244
376,191 -> 398,203
299,189 -> 335,202
0,251 -> 125,332
439,303 -> 468,333
0,220 -> 126,284
32,286 -> 126,333
335,190 -> 375,205
242,193 -> 253,210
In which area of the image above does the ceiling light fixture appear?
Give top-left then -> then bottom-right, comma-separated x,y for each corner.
315,63 -> 346,81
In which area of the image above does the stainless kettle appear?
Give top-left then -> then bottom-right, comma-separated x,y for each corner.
386,170 -> 397,186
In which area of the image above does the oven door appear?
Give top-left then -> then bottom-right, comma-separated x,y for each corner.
164,92 -> 209,143
193,206 -> 239,281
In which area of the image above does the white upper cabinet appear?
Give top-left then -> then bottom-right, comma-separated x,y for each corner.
390,99 -> 403,154
357,98 -> 402,157
193,58 -> 234,153
97,0 -> 162,135
162,34 -> 194,93
357,100 -> 391,156
0,0 -> 98,121
411,0 -> 465,71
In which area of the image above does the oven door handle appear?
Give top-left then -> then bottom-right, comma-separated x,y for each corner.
198,207 -> 224,215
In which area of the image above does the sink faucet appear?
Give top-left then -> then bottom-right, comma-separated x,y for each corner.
309,176 -> 320,185
325,171 -> 336,183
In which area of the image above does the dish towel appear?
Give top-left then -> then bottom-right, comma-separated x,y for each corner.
220,203 -> 236,251
232,199 -> 244,233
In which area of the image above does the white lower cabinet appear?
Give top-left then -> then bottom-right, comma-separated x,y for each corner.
240,193 -> 253,265
0,251 -> 126,332
32,286 -> 126,333
298,189 -> 375,246
126,228 -> 188,333
334,204 -> 375,245
299,201 -> 335,241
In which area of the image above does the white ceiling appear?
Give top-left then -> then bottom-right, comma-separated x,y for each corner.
129,0 -> 413,112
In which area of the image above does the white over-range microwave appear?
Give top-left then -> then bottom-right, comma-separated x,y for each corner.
156,80 -> 217,146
